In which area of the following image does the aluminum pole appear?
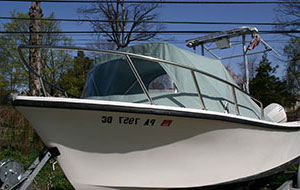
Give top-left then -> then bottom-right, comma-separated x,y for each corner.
242,34 -> 250,93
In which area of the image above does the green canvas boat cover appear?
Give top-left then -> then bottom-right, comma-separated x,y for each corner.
83,42 -> 268,121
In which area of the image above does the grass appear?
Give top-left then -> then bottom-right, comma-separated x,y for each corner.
0,106 -> 73,190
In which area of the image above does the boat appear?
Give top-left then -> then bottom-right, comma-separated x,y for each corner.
12,40 -> 300,190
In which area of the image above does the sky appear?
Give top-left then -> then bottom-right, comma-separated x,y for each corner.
0,0 -> 291,77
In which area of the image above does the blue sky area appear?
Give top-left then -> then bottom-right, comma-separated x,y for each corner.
0,1 -> 291,77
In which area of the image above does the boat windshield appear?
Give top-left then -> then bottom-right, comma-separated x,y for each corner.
83,55 -> 178,97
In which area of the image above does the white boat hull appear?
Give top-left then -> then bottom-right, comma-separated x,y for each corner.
13,96 -> 300,190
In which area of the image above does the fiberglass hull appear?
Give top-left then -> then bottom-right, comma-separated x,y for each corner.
13,96 -> 300,190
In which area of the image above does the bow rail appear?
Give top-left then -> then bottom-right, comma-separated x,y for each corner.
18,44 -> 264,120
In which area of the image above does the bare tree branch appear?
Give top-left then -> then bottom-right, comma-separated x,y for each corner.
275,0 -> 300,33
78,0 -> 162,49
275,2 -> 300,94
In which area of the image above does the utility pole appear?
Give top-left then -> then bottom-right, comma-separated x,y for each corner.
29,1 -> 43,96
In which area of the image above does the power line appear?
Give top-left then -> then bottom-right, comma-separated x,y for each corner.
76,39 -> 291,42
2,30 -> 300,34
0,35 -> 291,43
1,0 -> 299,4
0,33 -> 196,36
0,16 -> 296,26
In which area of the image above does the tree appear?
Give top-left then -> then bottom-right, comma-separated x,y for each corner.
0,11 -> 30,94
39,13 -> 74,96
283,37 -> 300,94
275,0 -> 300,37
0,10 -> 73,99
249,54 -> 294,107
78,0 -> 162,49
274,2 -> 300,120
29,2 -> 43,96
274,1 -> 300,94
59,51 -> 92,97
87,34 -> 116,50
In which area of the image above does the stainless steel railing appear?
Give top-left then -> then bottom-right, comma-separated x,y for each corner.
18,45 -> 264,120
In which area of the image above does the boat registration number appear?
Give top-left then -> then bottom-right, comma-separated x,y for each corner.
100,116 -> 172,127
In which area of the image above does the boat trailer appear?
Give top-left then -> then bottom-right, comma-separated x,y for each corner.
0,147 -> 59,190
